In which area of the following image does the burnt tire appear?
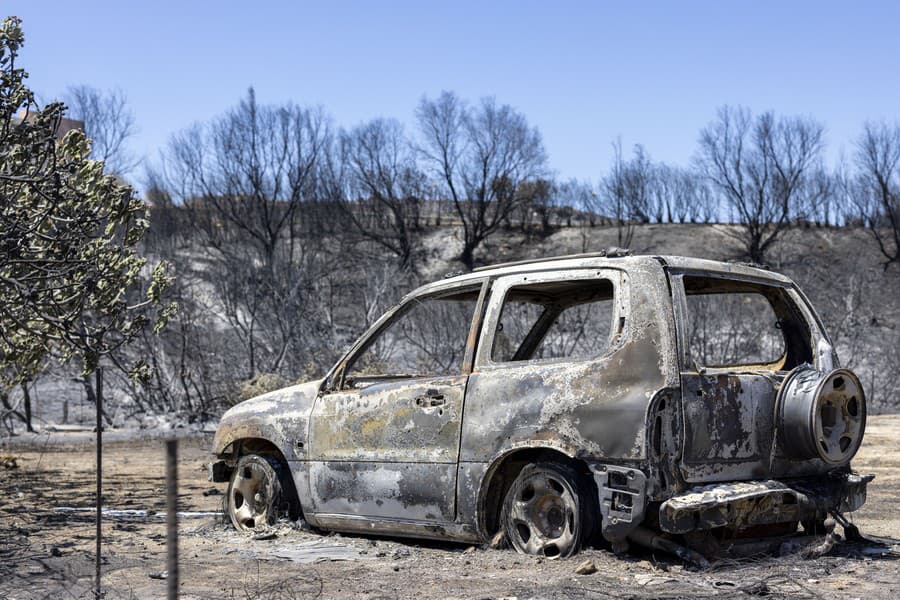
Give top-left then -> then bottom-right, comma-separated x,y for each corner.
226,454 -> 284,532
777,366 -> 866,465
500,462 -> 593,559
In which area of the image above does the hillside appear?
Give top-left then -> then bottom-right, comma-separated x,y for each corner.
2,221 -> 898,435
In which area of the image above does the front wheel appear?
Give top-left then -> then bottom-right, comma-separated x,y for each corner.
226,454 -> 283,532
500,462 -> 593,559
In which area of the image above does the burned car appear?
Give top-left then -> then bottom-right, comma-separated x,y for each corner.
210,253 -> 871,560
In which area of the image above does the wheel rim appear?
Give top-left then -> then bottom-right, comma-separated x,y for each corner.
506,470 -> 578,558
229,460 -> 272,531
813,371 -> 864,464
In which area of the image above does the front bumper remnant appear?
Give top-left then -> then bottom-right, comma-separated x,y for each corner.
208,460 -> 233,483
659,472 -> 873,534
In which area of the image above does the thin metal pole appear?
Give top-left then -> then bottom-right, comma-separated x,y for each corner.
166,439 -> 179,599
95,367 -> 103,598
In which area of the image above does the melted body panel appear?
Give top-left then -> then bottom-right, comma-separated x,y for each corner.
307,375 -> 466,522
681,373 -> 778,481
463,263 -> 678,465
308,461 -> 457,521
212,379 -> 323,460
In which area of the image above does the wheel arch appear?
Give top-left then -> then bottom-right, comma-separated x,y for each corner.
221,436 -> 304,521
228,437 -> 287,462
477,445 -> 596,538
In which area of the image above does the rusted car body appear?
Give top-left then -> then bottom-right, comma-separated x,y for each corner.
211,253 -> 870,559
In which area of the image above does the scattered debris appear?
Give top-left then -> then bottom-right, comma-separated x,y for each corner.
0,455 -> 19,469
252,530 -> 277,541
55,507 -> 221,519
634,573 -> 677,586
574,559 -> 598,575
235,538 -> 374,564
148,571 -> 167,580
202,488 -> 220,497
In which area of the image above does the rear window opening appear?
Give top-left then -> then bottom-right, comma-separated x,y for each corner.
682,276 -> 813,371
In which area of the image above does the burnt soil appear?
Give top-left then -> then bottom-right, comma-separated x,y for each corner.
1,416 -> 898,600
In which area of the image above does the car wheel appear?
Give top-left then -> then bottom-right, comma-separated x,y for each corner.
501,462 -> 592,559
777,366 -> 866,465
226,454 -> 283,532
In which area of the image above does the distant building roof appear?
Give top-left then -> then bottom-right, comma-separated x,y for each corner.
14,109 -> 84,141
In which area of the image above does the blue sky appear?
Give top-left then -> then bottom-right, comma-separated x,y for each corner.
5,1 -> 899,184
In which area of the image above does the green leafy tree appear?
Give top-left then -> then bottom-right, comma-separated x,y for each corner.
0,17 -> 174,430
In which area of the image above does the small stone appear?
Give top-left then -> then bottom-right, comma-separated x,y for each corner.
490,531 -> 507,549
637,560 -> 654,570
202,488 -> 220,497
149,571 -> 167,580
392,566 -> 400,572
575,559 -> 598,575
252,531 -> 277,541
50,547 -> 62,557
463,545 -> 477,554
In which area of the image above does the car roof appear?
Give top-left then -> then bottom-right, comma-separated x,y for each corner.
407,252 -> 794,299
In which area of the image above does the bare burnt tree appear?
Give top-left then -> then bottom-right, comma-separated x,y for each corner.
565,179 -> 601,226
601,140 -> 654,248
518,178 -> 556,236
64,85 -> 138,176
852,121 -> 900,267
337,118 -> 425,269
807,168 -> 839,227
697,106 -> 826,264
652,166 -> 716,224
164,88 -> 332,379
417,91 -> 547,269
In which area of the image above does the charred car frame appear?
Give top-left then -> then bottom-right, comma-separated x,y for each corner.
211,253 -> 871,560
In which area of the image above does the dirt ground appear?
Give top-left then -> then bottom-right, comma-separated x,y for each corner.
2,417 -> 898,600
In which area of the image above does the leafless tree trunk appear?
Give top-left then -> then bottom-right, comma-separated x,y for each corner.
601,140 -> 654,248
852,121 -> 900,267
65,85 -> 138,176
696,106 -> 826,263
164,88 -> 332,380
417,91 -> 547,269
519,178 -> 555,237
653,166 -> 715,224
335,118 -> 425,269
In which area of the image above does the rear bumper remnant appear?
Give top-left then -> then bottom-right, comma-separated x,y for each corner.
659,472 -> 873,534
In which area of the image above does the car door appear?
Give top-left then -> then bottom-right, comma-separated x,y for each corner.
306,281 -> 486,525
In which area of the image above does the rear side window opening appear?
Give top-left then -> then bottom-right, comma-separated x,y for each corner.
491,279 -> 616,363
682,276 -> 813,371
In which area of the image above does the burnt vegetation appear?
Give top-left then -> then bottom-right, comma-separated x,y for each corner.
3,81 -> 900,433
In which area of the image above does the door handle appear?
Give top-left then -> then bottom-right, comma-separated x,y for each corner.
414,391 -> 445,407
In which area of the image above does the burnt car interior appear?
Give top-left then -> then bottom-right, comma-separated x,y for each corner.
491,279 -> 616,362
682,276 -> 813,371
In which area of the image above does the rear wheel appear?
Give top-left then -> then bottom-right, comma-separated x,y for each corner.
226,454 -> 283,532
500,462 -> 592,559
